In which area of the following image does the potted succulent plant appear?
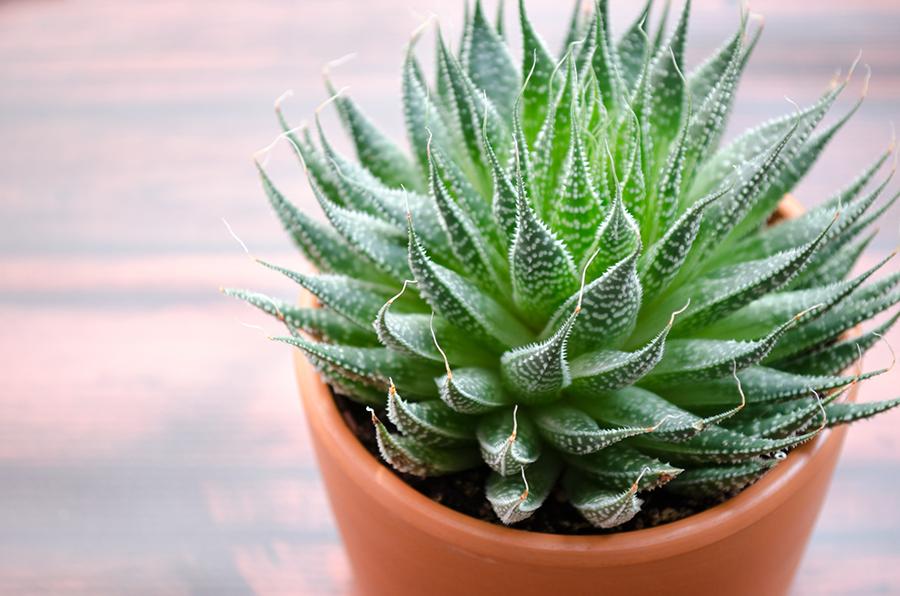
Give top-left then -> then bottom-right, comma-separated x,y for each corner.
226,0 -> 900,594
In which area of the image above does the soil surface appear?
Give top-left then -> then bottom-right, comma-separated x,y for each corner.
333,391 -> 746,535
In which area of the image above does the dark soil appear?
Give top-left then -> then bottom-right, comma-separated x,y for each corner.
333,391 -> 742,535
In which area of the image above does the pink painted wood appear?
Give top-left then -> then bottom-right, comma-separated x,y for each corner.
0,1 -> 897,593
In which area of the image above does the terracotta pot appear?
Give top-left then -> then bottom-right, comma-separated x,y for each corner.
294,198 -> 856,596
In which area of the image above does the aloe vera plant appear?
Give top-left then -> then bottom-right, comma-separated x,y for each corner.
227,0 -> 900,529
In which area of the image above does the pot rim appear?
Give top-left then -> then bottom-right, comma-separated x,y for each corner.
295,196 -> 853,567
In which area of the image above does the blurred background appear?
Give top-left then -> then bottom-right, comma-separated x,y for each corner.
1,0 -> 898,593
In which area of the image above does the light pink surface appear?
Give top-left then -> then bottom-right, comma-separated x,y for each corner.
1,1 -> 898,593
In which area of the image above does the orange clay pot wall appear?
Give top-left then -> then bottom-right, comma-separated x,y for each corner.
294,197 -> 853,596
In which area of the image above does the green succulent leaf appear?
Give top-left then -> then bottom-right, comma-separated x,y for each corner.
825,396 -> 900,427
466,0 -> 520,120
616,0 -> 651,89
767,272 -> 900,361
402,43 -> 456,174
699,252 -> 894,340
257,261 -> 397,331
427,149 -> 500,285
650,0 -> 670,53
583,192 -> 642,281
568,305 -> 682,394
664,458 -> 777,498
586,1 -> 624,113
725,391 -> 845,439
647,96 -> 691,243
533,53 -> 580,217
408,220 -> 532,350
257,165 -> 378,280
275,335 -> 441,398
639,184 -> 728,298
495,0 -> 506,38
635,422 -> 824,465
272,117 -> 344,206
691,83 -> 844,206
790,188 -> 899,290
662,365 -> 874,408
501,310 -> 578,402
576,386 -> 746,443
565,470 -> 644,529
614,110 -> 649,223
683,22 -> 744,176
519,0 -> 556,143
319,369 -> 387,406
647,0 -> 689,151
552,116 -> 604,259
574,6 -> 598,79
510,190 -> 579,323
326,79 -> 422,191
546,248 -> 641,354
429,141 -> 498,240
644,313 -> 801,386
486,452 -> 562,524
477,406 -> 542,475
437,31 -> 510,182
533,404 -> 653,455
733,159 -> 892,264
512,92 -> 538,198
326,154 -> 450,254
313,181 -> 412,281
224,288 -> 377,346
387,384 -> 475,446
773,312 -> 899,375
371,410 -> 481,476
667,215 -> 835,333
695,123 -> 798,260
374,290 -> 492,365
559,0 -> 589,57
485,125 -> 519,246
564,444 -> 682,490
737,94 -> 862,236
438,367 -> 509,414
792,231 -> 875,291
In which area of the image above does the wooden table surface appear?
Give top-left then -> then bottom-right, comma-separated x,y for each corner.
1,1 -> 898,593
